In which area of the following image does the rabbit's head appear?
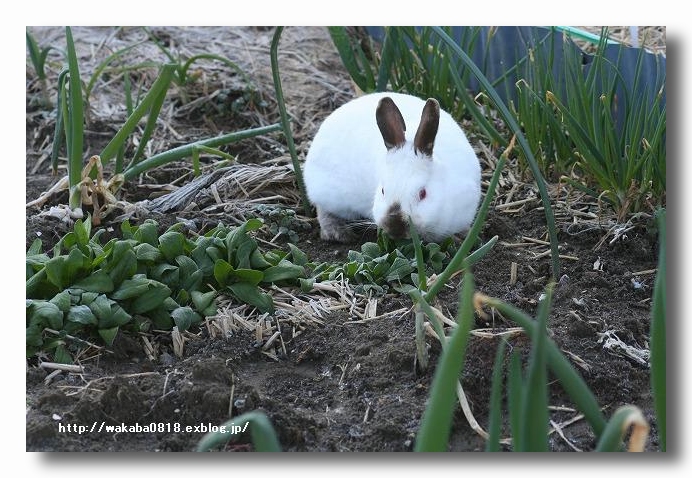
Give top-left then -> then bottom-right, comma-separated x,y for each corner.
372,97 -> 449,241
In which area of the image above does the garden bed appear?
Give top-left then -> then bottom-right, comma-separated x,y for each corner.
26,26 -> 663,452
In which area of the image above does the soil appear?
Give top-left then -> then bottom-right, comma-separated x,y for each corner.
25,26 -> 663,452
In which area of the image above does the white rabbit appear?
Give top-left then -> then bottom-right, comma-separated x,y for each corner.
304,92 -> 481,242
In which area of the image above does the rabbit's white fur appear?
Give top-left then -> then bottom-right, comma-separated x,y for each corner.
304,92 -> 481,242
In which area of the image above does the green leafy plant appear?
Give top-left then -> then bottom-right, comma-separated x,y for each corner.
196,411 -> 281,452
253,205 -> 311,243
311,232 -> 457,295
32,27 -> 281,221
26,217 -> 312,361
414,269 -> 476,451
545,29 -> 666,219
26,28 -> 59,107
414,271 -> 655,451
509,32 -> 574,179
144,27 -> 255,90
327,27 -> 377,93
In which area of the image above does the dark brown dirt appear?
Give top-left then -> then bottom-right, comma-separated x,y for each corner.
25,26 -> 662,453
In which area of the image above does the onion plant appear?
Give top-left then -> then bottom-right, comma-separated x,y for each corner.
26,28 -> 58,108
43,27 -> 282,219
545,29 -> 666,219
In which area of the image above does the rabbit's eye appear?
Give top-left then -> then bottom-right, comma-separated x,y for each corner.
419,188 -> 427,201
381,187 -> 385,195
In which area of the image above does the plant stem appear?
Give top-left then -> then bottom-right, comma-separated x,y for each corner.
270,27 -> 312,217
122,124 -> 282,181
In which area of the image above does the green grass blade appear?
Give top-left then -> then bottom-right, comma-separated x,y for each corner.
595,405 -> 649,452
507,350 -> 524,451
129,74 -> 169,167
51,69 -> 69,175
519,282 -> 553,451
328,27 -> 374,93
425,153 -> 506,301
65,26 -> 85,210
100,63 -> 177,165
26,29 -> 47,80
143,27 -> 183,82
270,27 -> 311,217
411,294 -> 446,350
408,222 -> 427,292
464,235 -> 498,268
376,27 -> 396,92
414,270 -> 475,452
115,72 -> 133,174
122,124 -> 281,181
485,297 -> 607,437
486,339 -> 507,451
414,308 -> 428,371
650,208 -> 666,451
195,411 -> 281,452
431,26 -> 561,279
180,53 -> 254,87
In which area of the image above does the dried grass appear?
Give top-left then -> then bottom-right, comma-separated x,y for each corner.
577,26 -> 666,55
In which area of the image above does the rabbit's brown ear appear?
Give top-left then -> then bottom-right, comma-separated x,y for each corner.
376,97 -> 406,150
414,98 -> 440,157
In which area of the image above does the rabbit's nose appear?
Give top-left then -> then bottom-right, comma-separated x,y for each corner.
381,203 -> 409,240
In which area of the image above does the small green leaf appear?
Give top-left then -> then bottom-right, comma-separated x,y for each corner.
234,236 -> 258,270
130,282 -> 172,314
185,270 -> 204,292
286,243 -> 309,266
205,246 -> 223,264
393,284 -> 417,294
26,323 -> 44,351
230,268 -> 264,285
148,306 -> 175,330
44,256 -> 67,289
344,261 -> 360,277
64,248 -> 90,283
347,250 -> 364,262
243,218 -> 264,232
171,306 -> 201,332
228,282 -> 274,313
79,291 -> 99,306
73,216 -> 91,247
263,250 -> 283,266
72,269 -> 115,293
105,241 -> 137,286
361,242 -> 382,259
111,275 -> 151,300
98,326 -> 119,346
151,262 -> 180,287
159,231 -> 186,262
262,260 -> 305,283
191,290 -> 217,311
176,255 -> 198,276
190,243 -> 215,275
49,290 -> 72,313
299,277 -> 315,293
87,294 -> 112,320
213,259 -> 234,287
134,220 -> 160,246
135,242 -> 162,262
67,304 -> 98,325
385,257 -> 414,281
53,344 -> 73,365
29,301 -> 64,330
28,238 -> 43,255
